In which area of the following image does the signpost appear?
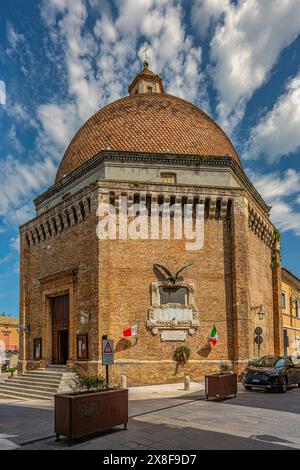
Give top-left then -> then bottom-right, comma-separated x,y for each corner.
254,327 -> 263,355
102,336 -> 114,389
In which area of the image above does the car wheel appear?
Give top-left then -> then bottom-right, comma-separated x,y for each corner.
280,376 -> 288,393
244,386 -> 252,391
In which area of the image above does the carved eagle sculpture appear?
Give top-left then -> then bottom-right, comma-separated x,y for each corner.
153,263 -> 193,284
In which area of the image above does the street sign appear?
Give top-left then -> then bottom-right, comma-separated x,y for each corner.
102,339 -> 114,365
255,327 -> 263,336
255,336 -> 263,345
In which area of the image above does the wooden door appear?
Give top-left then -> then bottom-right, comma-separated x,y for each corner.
51,294 -> 69,365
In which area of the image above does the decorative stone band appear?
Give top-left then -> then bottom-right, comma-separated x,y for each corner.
34,152 -> 270,215
64,359 -> 250,365
103,190 -> 233,221
21,194 -> 94,248
248,204 -> 274,248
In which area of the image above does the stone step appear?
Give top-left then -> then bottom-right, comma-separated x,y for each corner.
23,372 -> 65,379
2,382 -> 60,393
31,371 -> 74,378
0,368 -> 74,401
0,391 -> 51,401
47,365 -> 70,370
0,385 -> 54,400
10,377 -> 62,387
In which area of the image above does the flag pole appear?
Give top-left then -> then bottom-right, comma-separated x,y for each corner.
135,320 -> 141,345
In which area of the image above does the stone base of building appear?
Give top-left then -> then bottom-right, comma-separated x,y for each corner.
110,360 -> 249,386
18,359 -> 249,385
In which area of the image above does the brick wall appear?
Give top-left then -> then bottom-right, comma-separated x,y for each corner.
19,182 -> 279,384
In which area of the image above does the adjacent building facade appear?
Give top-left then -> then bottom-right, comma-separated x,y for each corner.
282,268 -> 300,359
19,66 -> 284,385
0,316 -> 19,353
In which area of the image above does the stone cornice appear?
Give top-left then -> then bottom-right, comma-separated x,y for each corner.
34,150 -> 270,214
282,267 -> 300,291
39,268 -> 78,286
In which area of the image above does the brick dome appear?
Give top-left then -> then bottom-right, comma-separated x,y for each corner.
56,92 -> 241,182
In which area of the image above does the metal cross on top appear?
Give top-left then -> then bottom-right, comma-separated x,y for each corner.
143,46 -> 150,67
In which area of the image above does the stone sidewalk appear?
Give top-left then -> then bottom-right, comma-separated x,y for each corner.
1,383 -> 300,450
0,382 -> 204,450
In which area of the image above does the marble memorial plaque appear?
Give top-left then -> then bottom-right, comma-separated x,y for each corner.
161,330 -> 187,341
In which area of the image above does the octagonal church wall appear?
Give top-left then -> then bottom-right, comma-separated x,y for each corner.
19,178 -> 279,384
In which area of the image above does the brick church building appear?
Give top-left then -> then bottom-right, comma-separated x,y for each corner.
19,64 -> 284,384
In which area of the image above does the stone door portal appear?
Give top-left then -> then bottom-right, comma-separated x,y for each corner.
51,294 -> 69,365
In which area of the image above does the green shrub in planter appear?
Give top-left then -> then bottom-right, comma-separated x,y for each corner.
7,367 -> 17,378
219,362 -> 233,374
70,372 -> 107,394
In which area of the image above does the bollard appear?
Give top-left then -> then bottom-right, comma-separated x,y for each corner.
184,375 -> 191,391
120,374 -> 127,389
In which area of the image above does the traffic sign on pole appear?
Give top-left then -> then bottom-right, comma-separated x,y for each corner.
102,339 -> 114,365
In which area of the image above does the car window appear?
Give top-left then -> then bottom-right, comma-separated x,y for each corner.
255,356 -> 280,367
275,358 -> 286,368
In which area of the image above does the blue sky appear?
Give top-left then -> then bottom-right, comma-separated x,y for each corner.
1,0 -> 300,316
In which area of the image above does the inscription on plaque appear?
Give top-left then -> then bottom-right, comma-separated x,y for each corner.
161,330 -> 187,342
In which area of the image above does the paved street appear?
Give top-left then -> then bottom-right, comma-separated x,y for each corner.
1,383 -> 300,450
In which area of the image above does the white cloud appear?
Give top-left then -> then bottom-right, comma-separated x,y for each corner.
192,0 -> 229,38
193,0 -> 300,130
6,103 -> 38,129
247,168 -> 300,200
6,22 -> 25,53
0,156 -> 57,225
40,0 -> 206,125
270,202 -> 300,236
245,74 -> 300,162
248,168 -> 300,236
0,254 -> 13,265
37,103 -> 78,150
10,237 -> 20,253
0,80 -> 6,105
8,125 -> 23,153
14,0 -> 208,197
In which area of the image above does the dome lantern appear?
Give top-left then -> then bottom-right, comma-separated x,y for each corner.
128,64 -> 164,96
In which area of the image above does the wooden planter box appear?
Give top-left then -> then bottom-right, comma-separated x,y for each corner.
205,373 -> 237,400
54,389 -> 128,441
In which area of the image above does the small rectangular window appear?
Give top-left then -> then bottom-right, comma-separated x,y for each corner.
282,292 -> 287,309
161,173 -> 176,184
147,86 -> 153,94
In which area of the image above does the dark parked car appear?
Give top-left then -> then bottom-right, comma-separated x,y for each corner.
242,355 -> 300,393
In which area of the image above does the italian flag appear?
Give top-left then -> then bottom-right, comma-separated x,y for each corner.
209,325 -> 218,346
123,325 -> 139,337
180,350 -> 187,365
